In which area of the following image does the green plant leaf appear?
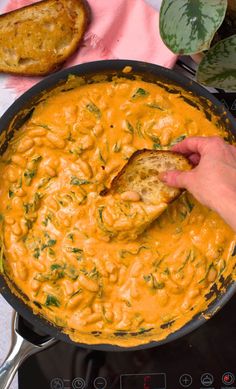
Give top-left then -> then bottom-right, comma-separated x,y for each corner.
197,35 -> 236,91
160,0 -> 227,54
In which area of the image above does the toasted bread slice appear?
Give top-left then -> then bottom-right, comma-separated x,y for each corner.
98,150 -> 192,240
101,149 -> 192,205
0,0 -> 90,76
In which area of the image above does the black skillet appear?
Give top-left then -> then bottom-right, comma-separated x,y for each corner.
0,61 -> 235,365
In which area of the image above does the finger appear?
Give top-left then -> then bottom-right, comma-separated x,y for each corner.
171,136 -> 212,155
159,170 -> 193,189
188,153 -> 201,166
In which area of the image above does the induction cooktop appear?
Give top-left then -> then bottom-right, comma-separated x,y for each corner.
18,58 -> 236,389
18,295 -> 236,389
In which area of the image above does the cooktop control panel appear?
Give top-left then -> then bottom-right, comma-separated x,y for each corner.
48,372 -> 236,389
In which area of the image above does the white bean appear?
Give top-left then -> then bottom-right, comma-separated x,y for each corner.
12,222 -> 22,236
79,274 -> 99,292
5,216 -> 15,225
17,262 -> 28,281
18,138 -> 34,153
121,191 -> 141,202
12,155 -> 26,168
45,165 -> 57,177
47,133 -> 65,149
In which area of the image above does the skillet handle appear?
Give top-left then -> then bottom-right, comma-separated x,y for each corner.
0,328 -> 38,389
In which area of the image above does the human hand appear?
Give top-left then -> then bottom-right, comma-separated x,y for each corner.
160,136 -> 236,231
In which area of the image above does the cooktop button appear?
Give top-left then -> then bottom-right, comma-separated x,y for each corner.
179,374 -> 193,387
50,378 -> 65,389
200,373 -> 214,387
222,372 -> 235,386
72,377 -> 86,389
93,377 -> 107,389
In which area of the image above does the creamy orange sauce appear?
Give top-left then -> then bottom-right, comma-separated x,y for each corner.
0,77 -> 235,346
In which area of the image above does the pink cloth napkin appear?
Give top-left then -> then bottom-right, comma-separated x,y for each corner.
3,0 -> 176,96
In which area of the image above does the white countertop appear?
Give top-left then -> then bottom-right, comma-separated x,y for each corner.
0,2 -> 163,389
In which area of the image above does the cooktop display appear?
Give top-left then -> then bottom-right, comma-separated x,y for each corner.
18,295 -> 236,389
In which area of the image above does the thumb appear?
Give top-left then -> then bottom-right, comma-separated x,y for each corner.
159,170 -> 192,189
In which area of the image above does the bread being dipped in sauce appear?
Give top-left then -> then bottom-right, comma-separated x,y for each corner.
99,150 -> 192,240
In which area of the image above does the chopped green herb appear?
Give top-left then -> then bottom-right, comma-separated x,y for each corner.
45,295 -> 60,307
179,211 -> 187,221
98,207 -> 104,223
8,190 -> 14,198
32,156 -> 42,163
98,149 -> 106,164
70,289 -> 83,298
24,170 -> 36,186
151,135 -> 162,149
163,268 -> 170,276
198,263 -> 215,284
138,327 -> 151,334
23,156 -> 42,186
123,299 -> 132,307
146,103 -> 165,110
33,247 -> 40,259
86,102 -> 101,118
81,267 -> 99,280
51,264 -> 63,271
136,121 -> 144,138
33,123 -> 51,130
150,135 -> 161,143
66,266 -> 78,280
102,306 -> 112,323
48,248 -> 55,256
113,142 -> 121,153
48,239 -> 57,247
67,132 -> 75,142
170,135 -> 186,146
67,233 -> 74,241
0,214 -> 3,222
37,177 -> 51,189
41,238 -> 57,251
97,206 -> 114,238
23,193 -> 42,215
25,219 -> 33,229
119,246 -> 148,258
178,250 -> 194,272
70,177 -> 91,186
184,195 -> 194,213
42,214 -> 52,227
89,267 -> 99,279
153,143 -> 162,150
69,147 -> 83,156
68,247 -> 83,254
132,88 -> 149,99
126,121 -> 134,134
143,273 -> 165,289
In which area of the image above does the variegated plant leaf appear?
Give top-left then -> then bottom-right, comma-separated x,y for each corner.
160,0 -> 227,54
197,35 -> 236,91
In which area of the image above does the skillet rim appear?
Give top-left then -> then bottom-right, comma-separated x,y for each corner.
0,59 -> 235,351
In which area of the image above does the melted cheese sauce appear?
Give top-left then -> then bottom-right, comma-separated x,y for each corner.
0,77 -> 235,346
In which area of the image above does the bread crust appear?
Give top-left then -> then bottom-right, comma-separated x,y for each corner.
101,149 -> 193,205
0,0 -> 90,76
